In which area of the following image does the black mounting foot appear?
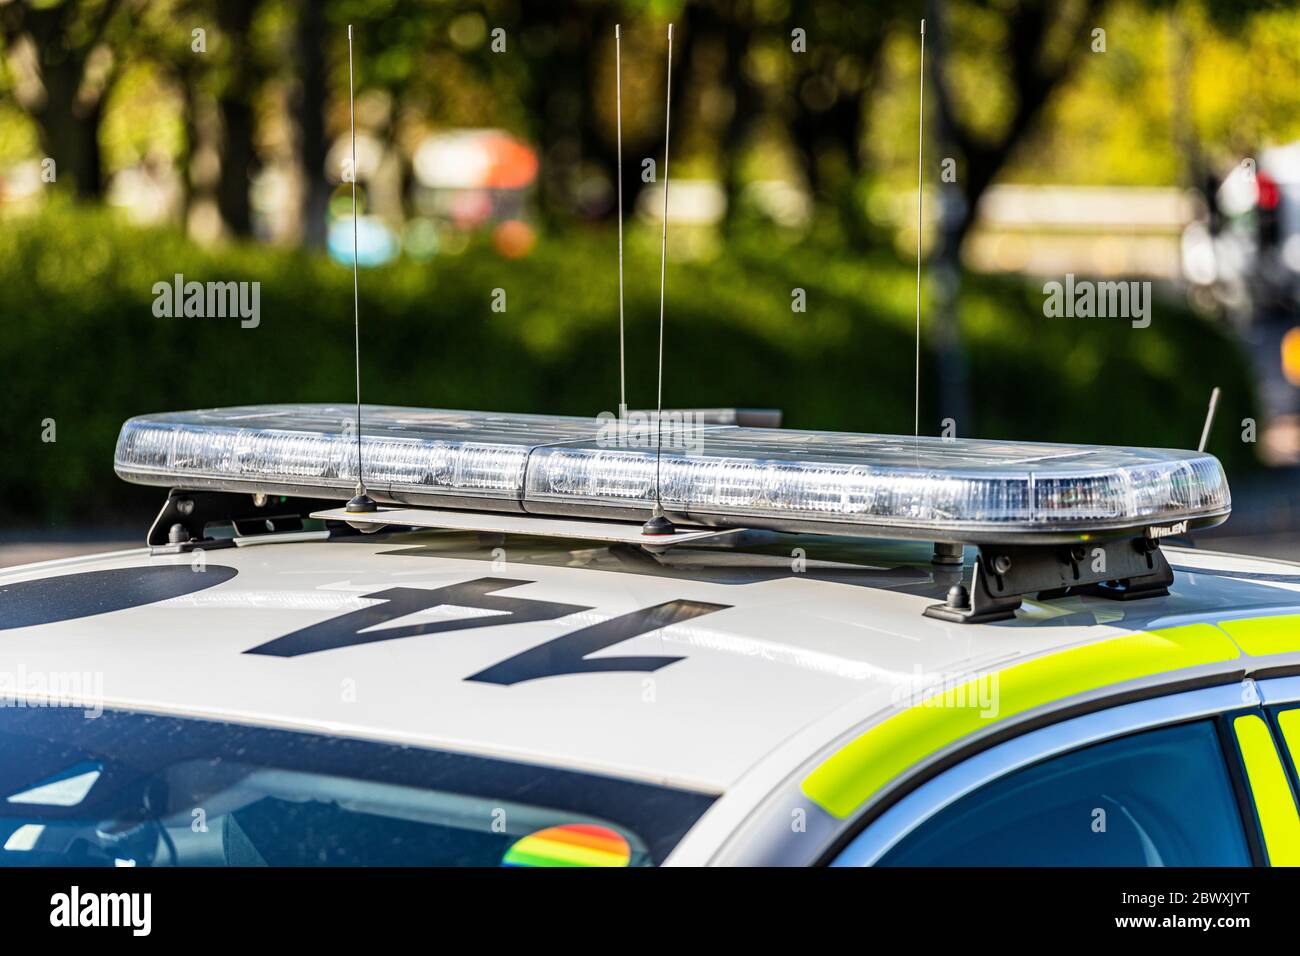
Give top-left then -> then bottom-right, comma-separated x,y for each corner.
923,559 -> 1022,623
924,537 -> 1174,624
931,542 -> 964,566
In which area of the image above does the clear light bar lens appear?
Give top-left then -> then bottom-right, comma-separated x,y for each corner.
114,405 -> 596,502
115,405 -> 1231,537
524,441 -> 1230,530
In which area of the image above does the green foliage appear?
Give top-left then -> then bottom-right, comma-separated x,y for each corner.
865,0 -> 1300,191
0,205 -> 1259,526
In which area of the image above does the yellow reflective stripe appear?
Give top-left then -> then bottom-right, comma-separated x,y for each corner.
1232,714 -> 1300,866
801,624 -> 1238,820
1216,614 -> 1300,657
1278,709 -> 1300,776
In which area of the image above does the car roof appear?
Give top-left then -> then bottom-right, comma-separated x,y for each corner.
2,529 -> 1298,794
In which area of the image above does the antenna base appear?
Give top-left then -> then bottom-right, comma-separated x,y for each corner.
346,492 -> 378,514
641,512 -> 677,536
345,492 -> 384,533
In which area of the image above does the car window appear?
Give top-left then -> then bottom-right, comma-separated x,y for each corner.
1274,706 -> 1300,778
877,720 -> 1252,866
0,707 -> 713,867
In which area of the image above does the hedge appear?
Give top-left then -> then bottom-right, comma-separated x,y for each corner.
0,204 -> 1258,527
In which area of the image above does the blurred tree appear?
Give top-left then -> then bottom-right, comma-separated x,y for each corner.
515,0 -> 622,224
781,0 -> 902,240
0,0 -> 134,198
126,0 -> 212,227
922,0 -> 1106,435
713,3 -> 762,231
5,0 -> 1294,252
930,0 -> 1291,250
213,0 -> 263,236
680,0 -> 764,234
294,0 -> 328,246
930,0 -> 1106,256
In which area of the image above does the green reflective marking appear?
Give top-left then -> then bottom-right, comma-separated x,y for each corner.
1233,713 -> 1300,867
1278,708 -> 1300,769
1217,615 -> 1300,657
801,624 -> 1238,819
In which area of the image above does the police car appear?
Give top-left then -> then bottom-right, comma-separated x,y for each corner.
1,403 -> 1298,868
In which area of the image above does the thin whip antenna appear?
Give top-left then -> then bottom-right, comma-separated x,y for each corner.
345,23 -> 376,518
1198,386 -> 1221,453
642,22 -> 676,537
615,24 -> 626,419
914,19 -> 925,441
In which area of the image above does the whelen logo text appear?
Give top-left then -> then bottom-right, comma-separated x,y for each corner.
1146,520 -> 1189,539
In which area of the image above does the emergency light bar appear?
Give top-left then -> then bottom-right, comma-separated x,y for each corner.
114,405 -> 592,512
115,404 -> 1231,545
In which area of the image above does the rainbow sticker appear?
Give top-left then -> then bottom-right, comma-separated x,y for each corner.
502,823 -> 632,867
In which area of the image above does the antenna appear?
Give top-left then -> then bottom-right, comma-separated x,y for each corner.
1198,386 -> 1221,453
344,24 -> 377,521
914,18 -> 925,441
642,22 -> 676,537
615,24 -> 627,421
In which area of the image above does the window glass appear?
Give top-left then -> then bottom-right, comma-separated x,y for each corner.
878,720 -> 1251,866
0,707 -> 713,867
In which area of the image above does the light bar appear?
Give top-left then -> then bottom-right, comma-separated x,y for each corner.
114,405 -> 600,512
115,404 -> 1231,543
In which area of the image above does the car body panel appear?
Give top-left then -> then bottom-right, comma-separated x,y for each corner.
2,529 -> 1299,857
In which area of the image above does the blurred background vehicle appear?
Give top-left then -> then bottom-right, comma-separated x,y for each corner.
1183,142 -> 1300,467
1184,142 -> 1300,317
0,0 -> 1298,561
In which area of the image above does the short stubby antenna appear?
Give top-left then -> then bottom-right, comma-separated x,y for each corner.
1199,386 -> 1221,453
344,24 -> 378,524
642,22 -> 676,537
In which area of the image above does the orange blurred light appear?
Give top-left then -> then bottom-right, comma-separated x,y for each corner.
1282,327 -> 1300,387
493,219 -> 536,259
483,135 -> 539,190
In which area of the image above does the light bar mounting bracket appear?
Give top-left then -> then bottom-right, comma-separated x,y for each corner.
924,537 -> 1174,624
147,489 -> 339,551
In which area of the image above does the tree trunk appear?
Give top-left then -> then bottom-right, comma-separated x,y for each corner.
715,7 -> 760,234
782,15 -> 882,235
33,71 -> 105,198
216,97 -> 256,236
933,0 -> 1106,255
294,0 -> 330,247
926,0 -> 971,436
215,0 -> 261,238
175,57 -> 200,222
3,0 -> 125,199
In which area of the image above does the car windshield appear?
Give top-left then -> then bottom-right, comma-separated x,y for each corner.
0,707 -> 713,867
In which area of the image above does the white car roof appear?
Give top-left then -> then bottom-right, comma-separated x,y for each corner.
2,530 -> 1298,794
